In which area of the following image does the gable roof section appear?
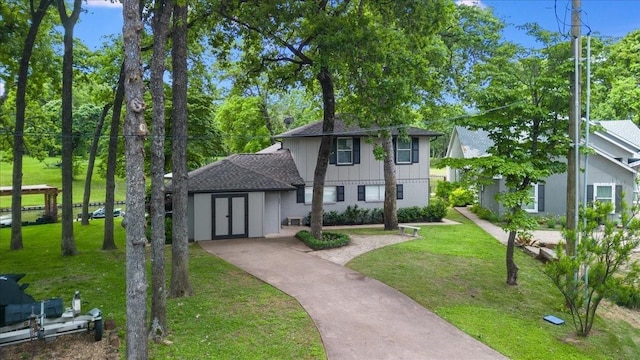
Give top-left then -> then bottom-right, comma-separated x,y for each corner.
454,126 -> 493,158
595,120 -> 640,151
170,150 -> 304,194
275,119 -> 441,138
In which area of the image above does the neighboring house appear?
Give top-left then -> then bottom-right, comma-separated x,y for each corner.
179,120 -> 441,240
446,120 -> 640,217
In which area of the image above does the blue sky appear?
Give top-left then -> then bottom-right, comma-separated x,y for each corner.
78,0 -> 639,50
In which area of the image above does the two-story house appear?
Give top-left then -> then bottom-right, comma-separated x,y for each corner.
182,120 -> 441,241
446,120 -> 640,217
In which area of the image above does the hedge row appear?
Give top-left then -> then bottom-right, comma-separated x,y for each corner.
304,201 -> 447,227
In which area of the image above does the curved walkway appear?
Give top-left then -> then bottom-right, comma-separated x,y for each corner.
199,223 -> 507,360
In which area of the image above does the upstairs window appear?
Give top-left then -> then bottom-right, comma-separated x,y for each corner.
330,138 -> 360,165
396,139 -> 412,164
337,138 -> 353,165
393,137 -> 419,164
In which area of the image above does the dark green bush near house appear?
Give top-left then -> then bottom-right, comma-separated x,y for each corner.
304,202 -> 447,227
343,205 -> 370,225
422,198 -> 447,221
397,206 -> 422,223
296,230 -> 350,250
369,208 -> 384,224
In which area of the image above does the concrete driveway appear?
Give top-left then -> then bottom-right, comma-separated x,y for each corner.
199,235 -> 507,360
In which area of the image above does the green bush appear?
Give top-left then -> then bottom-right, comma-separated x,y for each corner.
449,187 -> 475,207
423,199 -> 447,221
470,204 -> 499,222
397,206 -> 422,223
295,230 -> 350,250
435,181 -> 458,201
609,281 -> 640,310
369,208 -> 384,224
303,201 -> 447,227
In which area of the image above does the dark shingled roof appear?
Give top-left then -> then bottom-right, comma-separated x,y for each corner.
168,150 -> 304,193
275,119 -> 442,138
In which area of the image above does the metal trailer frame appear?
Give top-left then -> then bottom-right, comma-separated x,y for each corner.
0,305 -> 102,348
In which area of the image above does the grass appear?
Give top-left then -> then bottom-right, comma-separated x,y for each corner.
0,156 -> 127,209
346,208 -> 640,359
0,222 -> 325,359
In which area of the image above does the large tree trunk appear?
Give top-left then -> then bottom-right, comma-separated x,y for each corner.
82,103 -> 111,225
122,0 -> 149,357
57,0 -> 82,256
506,229 -> 519,285
103,65 -> 125,251
382,134 -> 398,230
11,0 -> 52,251
310,67 -> 335,240
148,0 -> 174,340
169,1 -> 194,298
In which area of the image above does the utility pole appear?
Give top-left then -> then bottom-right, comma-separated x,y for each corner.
566,0 -> 581,256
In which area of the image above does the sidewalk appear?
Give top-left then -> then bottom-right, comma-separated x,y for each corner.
454,206 -> 564,246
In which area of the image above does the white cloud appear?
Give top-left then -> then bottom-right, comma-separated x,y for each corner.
456,0 -> 486,8
85,0 -> 122,8
0,82 -> 4,97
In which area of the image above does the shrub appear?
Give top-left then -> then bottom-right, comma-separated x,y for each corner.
435,181 -> 458,201
397,206 -> 422,223
471,205 -> 499,222
295,230 -> 350,250
609,280 -> 640,310
423,199 -> 447,221
343,205 -> 369,225
323,210 -> 343,226
369,208 -> 384,224
546,216 -> 558,229
449,187 -> 475,207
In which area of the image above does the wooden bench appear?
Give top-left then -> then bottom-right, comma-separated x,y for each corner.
398,224 -> 420,237
287,217 -> 304,226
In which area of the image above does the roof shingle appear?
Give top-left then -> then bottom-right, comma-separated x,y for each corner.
168,150 -> 303,193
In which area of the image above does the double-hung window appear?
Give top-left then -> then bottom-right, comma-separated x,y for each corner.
301,186 -> 344,204
396,138 -> 412,164
594,183 -> 615,213
358,184 -> 404,202
336,138 -> 353,165
365,185 -> 385,202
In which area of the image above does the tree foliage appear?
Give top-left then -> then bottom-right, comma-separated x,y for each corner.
441,27 -> 572,285
545,200 -> 640,337
215,95 -> 273,154
590,30 -> 640,124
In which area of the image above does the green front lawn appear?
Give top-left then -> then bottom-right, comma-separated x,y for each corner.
346,209 -> 640,359
0,222 -> 324,359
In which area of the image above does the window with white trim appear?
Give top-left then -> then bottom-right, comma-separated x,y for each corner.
396,138 -> 412,164
523,184 -> 538,213
365,185 -> 385,202
336,138 -> 353,165
594,183 -> 615,213
305,187 -> 337,204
